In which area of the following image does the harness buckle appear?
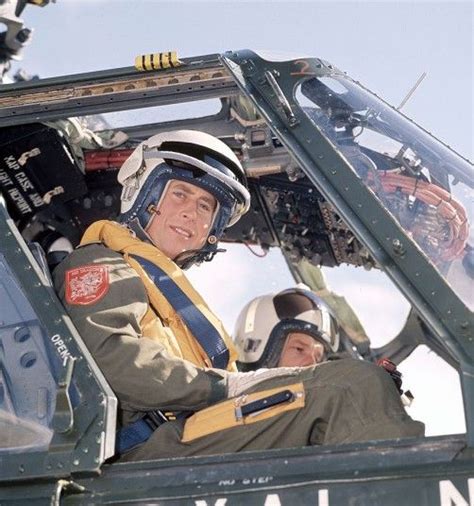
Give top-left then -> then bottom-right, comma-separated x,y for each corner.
144,410 -> 169,430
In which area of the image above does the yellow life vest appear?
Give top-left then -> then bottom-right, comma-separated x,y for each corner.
81,220 -> 237,372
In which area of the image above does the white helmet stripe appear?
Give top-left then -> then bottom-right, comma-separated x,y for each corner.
244,297 -> 260,333
320,307 -> 332,342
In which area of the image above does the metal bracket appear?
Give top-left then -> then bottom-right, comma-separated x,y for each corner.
51,479 -> 86,506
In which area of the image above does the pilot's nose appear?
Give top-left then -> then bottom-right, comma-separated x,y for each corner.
180,202 -> 197,220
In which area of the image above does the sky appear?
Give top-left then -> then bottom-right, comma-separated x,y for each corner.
11,0 -> 473,436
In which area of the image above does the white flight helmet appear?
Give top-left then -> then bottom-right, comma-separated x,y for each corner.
233,287 -> 341,370
117,130 -> 250,268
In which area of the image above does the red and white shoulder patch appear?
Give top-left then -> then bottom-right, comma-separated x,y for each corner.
65,265 -> 109,305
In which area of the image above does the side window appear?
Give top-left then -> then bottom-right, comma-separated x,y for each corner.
0,254 -> 56,452
295,76 -> 473,310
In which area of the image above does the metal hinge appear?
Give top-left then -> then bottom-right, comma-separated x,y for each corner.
264,70 -> 299,127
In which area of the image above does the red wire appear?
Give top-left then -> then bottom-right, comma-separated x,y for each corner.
373,173 -> 469,261
84,149 -> 133,171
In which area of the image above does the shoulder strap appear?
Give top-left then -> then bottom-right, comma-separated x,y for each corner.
130,254 -> 229,369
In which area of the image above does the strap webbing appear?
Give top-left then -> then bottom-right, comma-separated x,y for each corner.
116,410 -> 189,453
115,419 -> 154,454
131,254 -> 229,369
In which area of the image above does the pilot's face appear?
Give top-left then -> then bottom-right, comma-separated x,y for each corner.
277,332 -> 325,367
146,180 -> 217,260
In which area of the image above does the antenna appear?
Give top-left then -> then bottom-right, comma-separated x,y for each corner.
397,72 -> 427,110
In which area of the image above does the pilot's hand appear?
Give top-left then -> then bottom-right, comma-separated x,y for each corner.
227,367 -> 302,398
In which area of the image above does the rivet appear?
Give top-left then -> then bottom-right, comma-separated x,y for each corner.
392,239 -> 405,256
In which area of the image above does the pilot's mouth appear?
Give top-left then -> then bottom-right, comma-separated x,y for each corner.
171,225 -> 193,239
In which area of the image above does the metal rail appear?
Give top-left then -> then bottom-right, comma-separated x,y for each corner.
0,54 -> 240,126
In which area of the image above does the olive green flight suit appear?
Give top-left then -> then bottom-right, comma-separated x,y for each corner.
53,243 -> 424,461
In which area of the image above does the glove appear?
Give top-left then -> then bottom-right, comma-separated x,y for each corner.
227,367 -> 302,398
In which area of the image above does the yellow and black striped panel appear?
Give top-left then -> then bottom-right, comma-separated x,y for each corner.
134,51 -> 181,71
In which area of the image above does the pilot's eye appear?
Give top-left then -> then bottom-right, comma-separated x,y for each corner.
290,345 -> 306,354
199,201 -> 212,213
173,189 -> 186,200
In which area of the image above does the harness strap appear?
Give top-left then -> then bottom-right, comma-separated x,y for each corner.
116,411 -> 189,454
116,418 -> 155,454
131,254 -> 230,369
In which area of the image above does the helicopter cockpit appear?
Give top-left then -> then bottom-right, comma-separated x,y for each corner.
0,42 -> 472,503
